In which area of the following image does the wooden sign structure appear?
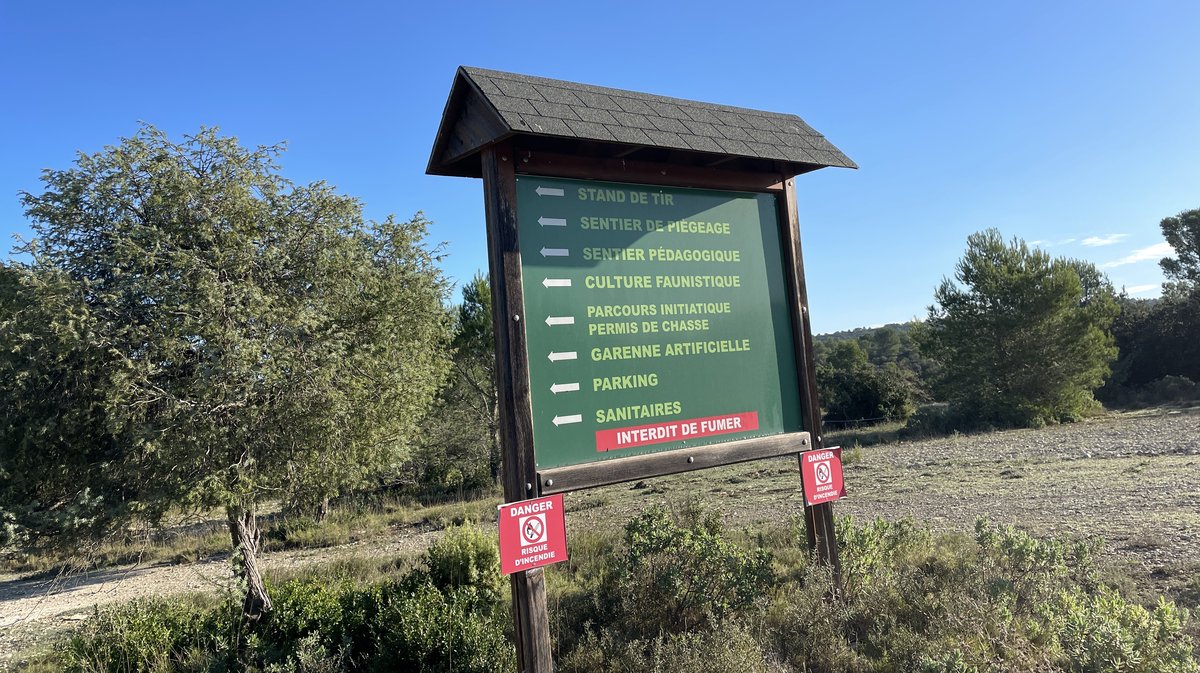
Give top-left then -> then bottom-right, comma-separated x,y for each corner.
428,66 -> 856,672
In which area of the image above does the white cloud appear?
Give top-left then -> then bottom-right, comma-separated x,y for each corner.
1081,234 -> 1127,247
1029,238 -> 1074,248
1101,242 -> 1173,269
1123,284 -> 1159,296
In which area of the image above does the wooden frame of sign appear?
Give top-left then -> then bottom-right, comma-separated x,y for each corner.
430,67 -> 855,673
482,142 -> 836,669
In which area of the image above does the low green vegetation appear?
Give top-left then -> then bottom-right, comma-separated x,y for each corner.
29,525 -> 512,673
20,509 -> 1197,672
0,495 -> 499,576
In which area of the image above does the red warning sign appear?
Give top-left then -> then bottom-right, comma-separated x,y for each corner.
595,411 -> 759,452
801,447 -> 845,505
497,493 -> 568,575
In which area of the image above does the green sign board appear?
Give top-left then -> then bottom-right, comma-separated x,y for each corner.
517,176 -> 803,470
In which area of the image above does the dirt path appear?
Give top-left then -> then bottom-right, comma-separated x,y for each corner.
3,409 -> 1198,665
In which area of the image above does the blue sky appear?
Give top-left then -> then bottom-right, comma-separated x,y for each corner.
2,1 -> 1196,334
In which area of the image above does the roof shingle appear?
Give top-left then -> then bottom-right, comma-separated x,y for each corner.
427,66 -> 856,176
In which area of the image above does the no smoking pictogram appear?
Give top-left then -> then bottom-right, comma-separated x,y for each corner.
814,460 -> 832,485
519,514 -> 547,546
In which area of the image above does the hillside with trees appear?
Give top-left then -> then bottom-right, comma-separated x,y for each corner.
815,220 -> 1200,432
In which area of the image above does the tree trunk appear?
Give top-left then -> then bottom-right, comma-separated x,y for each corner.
227,504 -> 272,623
315,496 -> 330,522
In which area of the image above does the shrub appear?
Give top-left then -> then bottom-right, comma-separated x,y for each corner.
595,505 -> 773,639
767,517 -> 1135,672
1138,375 -> 1199,406
59,596 -> 237,672
48,510 -> 1200,673
819,342 -> 918,425
263,633 -> 345,673
367,580 -> 514,673
423,522 -> 503,606
256,578 -> 364,665
55,569 -> 513,672
902,403 -> 959,437
1050,589 -> 1198,673
558,622 -> 786,673
974,517 -> 1098,611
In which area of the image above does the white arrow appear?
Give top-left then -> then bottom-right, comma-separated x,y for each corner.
536,186 -> 565,197
547,351 -> 577,362
542,278 -> 571,288
550,382 -> 580,394
545,315 -> 575,326
553,414 -> 582,426
540,247 -> 569,258
538,216 -> 566,227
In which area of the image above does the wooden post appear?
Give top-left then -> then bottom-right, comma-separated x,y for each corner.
480,140 -> 555,672
778,177 -> 841,578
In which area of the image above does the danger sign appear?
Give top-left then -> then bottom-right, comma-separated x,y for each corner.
498,494 -> 568,575
801,447 -> 845,505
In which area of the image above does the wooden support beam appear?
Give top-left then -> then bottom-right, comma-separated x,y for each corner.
481,141 -> 554,672
777,176 -> 841,577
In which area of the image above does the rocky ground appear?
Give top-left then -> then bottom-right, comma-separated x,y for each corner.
3,408 -> 1198,665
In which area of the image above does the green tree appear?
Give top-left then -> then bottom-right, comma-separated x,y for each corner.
451,273 -> 499,482
920,229 -> 1118,427
0,126 -> 452,621
1102,208 -> 1200,400
413,273 -> 499,493
0,264 -> 129,546
861,326 -> 901,366
816,340 -> 917,424
1160,208 -> 1200,292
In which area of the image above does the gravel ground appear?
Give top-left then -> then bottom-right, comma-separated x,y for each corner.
568,407 -> 1200,591
3,408 -> 1198,665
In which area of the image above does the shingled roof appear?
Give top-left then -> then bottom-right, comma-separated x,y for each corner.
427,66 -> 856,178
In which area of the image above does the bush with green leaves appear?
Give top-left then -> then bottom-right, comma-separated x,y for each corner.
60,596 -> 238,672
763,516 -> 1195,673
422,521 -> 504,607
1045,590 -> 1198,673
818,340 -> 918,425
367,580 -> 513,673
973,517 -> 1099,610
55,565 -> 513,673
558,622 -> 786,673
43,508 -> 1200,673
591,504 -> 773,639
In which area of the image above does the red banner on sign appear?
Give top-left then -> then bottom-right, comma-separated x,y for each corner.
595,411 -> 759,452
497,494 -> 568,575
801,447 -> 845,505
